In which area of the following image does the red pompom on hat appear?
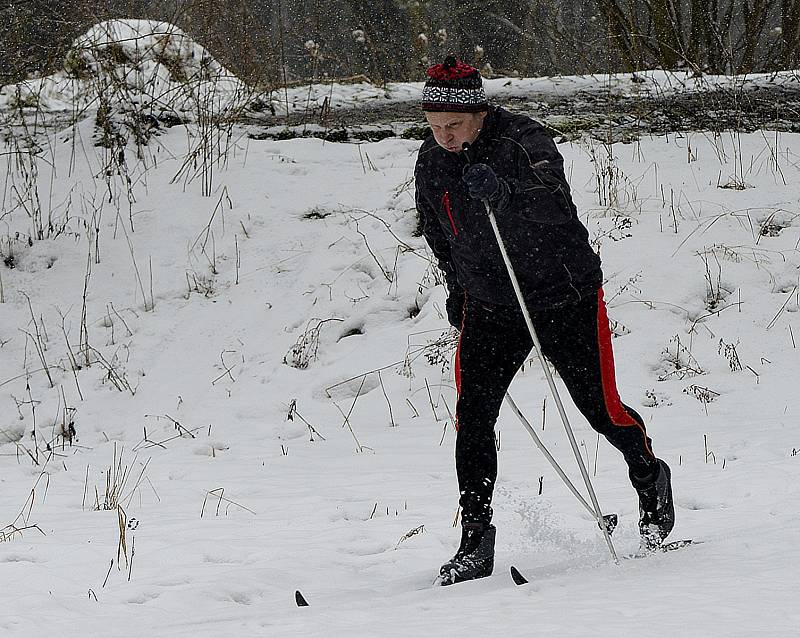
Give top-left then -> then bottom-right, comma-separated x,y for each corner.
421,56 -> 487,113
427,57 -> 481,81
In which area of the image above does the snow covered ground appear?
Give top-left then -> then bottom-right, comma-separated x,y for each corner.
2,20 -> 800,638
2,114 -> 800,637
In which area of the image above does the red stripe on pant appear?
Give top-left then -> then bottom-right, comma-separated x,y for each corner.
596,288 -> 654,454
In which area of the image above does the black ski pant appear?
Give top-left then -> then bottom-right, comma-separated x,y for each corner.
454,288 -> 657,528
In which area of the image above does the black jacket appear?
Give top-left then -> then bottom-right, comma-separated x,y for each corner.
415,106 -> 602,313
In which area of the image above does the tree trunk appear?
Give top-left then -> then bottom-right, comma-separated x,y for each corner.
688,0 -> 712,70
783,0 -> 800,68
595,0 -> 639,70
740,0 -> 773,73
647,0 -> 683,68
518,0 -> 547,76
406,0 -> 429,80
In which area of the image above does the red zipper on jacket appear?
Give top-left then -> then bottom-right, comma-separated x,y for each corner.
442,191 -> 458,236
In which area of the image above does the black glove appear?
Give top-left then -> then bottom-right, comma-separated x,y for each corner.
445,290 -> 465,329
462,163 -> 506,202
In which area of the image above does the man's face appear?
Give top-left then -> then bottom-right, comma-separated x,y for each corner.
425,111 -> 487,153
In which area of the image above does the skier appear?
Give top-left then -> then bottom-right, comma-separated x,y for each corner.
415,57 -> 675,585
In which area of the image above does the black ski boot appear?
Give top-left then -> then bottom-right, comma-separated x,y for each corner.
631,459 -> 675,552
437,523 -> 495,586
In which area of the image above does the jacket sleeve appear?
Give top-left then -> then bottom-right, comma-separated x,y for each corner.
414,170 -> 461,296
504,122 -> 577,225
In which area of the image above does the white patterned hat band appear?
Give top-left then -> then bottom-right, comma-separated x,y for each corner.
421,85 -> 488,112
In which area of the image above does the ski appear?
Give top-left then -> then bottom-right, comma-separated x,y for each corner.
510,539 -> 696,584
510,565 -> 529,585
295,590 -> 309,606
624,538 -> 696,560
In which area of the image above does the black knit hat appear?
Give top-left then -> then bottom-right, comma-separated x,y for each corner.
421,56 -> 487,113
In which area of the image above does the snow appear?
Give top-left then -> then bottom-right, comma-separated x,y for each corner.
2,19 -> 800,638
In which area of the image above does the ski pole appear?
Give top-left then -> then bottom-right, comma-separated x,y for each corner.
483,199 -> 619,564
504,393 -> 618,535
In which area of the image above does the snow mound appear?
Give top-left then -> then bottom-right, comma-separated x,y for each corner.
65,20 -> 227,86
0,19 -> 252,118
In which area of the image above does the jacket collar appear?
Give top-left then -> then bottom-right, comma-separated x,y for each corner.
461,105 -> 500,161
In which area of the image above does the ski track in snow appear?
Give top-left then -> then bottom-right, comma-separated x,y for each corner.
1,112 -> 800,637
